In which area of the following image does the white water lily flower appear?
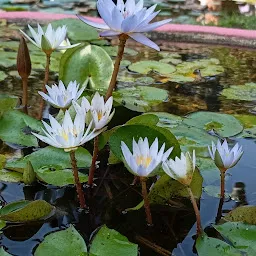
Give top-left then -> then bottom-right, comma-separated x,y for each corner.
78,0 -> 172,51
162,151 -> 196,186
20,23 -> 79,54
208,139 -> 243,171
73,92 -> 115,130
121,137 -> 173,177
32,110 -> 103,152
38,80 -> 85,109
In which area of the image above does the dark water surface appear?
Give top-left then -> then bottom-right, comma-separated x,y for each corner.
0,21 -> 256,255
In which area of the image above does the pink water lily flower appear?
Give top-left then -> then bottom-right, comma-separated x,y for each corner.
77,0 -> 172,51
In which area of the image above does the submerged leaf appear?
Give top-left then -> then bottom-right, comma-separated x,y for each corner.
0,169 -> 23,183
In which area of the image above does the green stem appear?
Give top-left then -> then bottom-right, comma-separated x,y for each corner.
88,136 -> 99,186
105,33 -> 128,101
140,176 -> 153,225
38,53 -> 51,120
70,150 -> 86,209
187,186 -> 203,235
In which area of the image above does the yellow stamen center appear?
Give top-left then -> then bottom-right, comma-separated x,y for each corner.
136,155 -> 152,168
97,111 -> 103,121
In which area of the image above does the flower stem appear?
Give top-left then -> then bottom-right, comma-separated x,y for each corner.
38,53 -> 51,120
22,77 -> 28,114
140,176 -> 153,225
187,186 -> 203,235
88,136 -> 99,186
105,34 -> 128,101
220,170 -> 226,199
69,150 -> 86,209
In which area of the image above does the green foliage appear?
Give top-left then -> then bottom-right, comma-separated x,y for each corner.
34,225 -> 87,256
23,161 -> 36,185
0,200 -> 54,222
6,146 -> 92,173
113,86 -> 169,112
223,206 -> 256,224
0,95 -> 19,117
90,225 -> 138,256
0,248 -> 11,256
59,44 -> 113,90
0,169 -> 23,183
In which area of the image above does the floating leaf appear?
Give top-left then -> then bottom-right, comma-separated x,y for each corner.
126,114 -> 159,126
113,86 -> 168,112
48,18 -> 98,41
0,95 -> 19,116
6,146 -> 92,173
234,114 -> 256,138
102,46 -> 138,57
222,83 -> 256,101
214,222 -> 256,254
59,44 -> 113,90
183,111 -> 243,137
23,161 -> 36,185
196,233 -> 242,256
35,166 -> 88,186
0,169 -> 23,183
34,225 -> 87,256
148,112 -> 183,129
90,225 -> 138,256
0,110 -> 42,147
0,200 -> 54,222
109,124 -> 180,163
159,58 -> 182,65
0,71 -> 7,82
158,52 -> 181,59
128,60 -> 176,75
0,248 -> 11,256
223,206 -> 256,224
0,154 -> 6,169
203,185 -> 230,198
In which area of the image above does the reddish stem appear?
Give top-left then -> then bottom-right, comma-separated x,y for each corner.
22,77 -> 28,114
88,136 -> 99,186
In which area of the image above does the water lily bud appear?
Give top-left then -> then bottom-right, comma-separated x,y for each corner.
17,36 -> 31,79
23,161 -> 36,185
41,35 -> 53,55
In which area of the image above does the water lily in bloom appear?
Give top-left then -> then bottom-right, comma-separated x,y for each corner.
20,24 -> 79,54
121,137 -> 173,177
73,92 -> 115,130
208,139 -> 243,171
32,110 -> 103,152
38,80 -> 85,110
77,0 -> 172,51
162,151 -> 196,186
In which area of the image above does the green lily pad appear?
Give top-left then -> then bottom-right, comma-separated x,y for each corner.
0,51 -> 17,68
0,200 -> 54,222
0,169 -> 23,183
203,185 -> 230,198
0,110 -> 42,147
102,46 -> 138,57
148,112 -> 183,129
34,225 -> 87,256
90,225 -> 138,256
158,52 -> 181,59
196,233 -> 243,256
126,114 -> 159,126
35,166 -> 88,186
223,206 -> 256,224
214,222 -> 256,254
128,60 -> 176,75
45,18 -> 98,42
0,248 -> 11,256
6,146 -> 91,173
109,124 -> 180,166
234,114 -> 256,138
0,95 -> 19,117
117,74 -> 154,85
159,58 -> 182,65
222,83 -> 256,101
0,71 -> 7,82
59,44 -> 113,90
183,111 -> 243,137
113,86 -> 169,112
120,60 -> 131,67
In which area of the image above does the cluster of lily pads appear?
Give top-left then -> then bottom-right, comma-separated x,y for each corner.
0,0 -> 255,255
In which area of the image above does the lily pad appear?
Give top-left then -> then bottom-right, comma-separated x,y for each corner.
183,111 -> 243,137
234,114 -> 256,138
159,58 -> 182,65
48,18 -> 98,42
0,110 -> 42,147
128,60 -> 176,75
148,112 -> 183,129
223,205 -> 256,224
59,44 -> 113,90
214,222 -> 256,254
158,52 -> 181,59
34,225 -> 87,256
0,169 -> 23,183
0,95 -> 19,117
102,46 -> 138,57
90,225 -> 138,256
0,248 -> 11,256
6,146 -> 92,173
109,124 -> 180,164
203,185 -> 230,198
0,200 -> 54,222
222,83 -> 256,101
113,86 -> 169,112
35,166 -> 88,186
196,233 -> 242,256
0,71 -> 7,82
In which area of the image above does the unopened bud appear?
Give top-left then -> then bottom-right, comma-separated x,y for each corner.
17,36 -> 31,79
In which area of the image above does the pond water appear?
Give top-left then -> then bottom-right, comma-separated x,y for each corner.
0,20 -> 255,255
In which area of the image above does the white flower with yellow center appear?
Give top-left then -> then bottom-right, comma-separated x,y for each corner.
208,139 -> 243,171
32,110 -> 103,152
162,151 -> 196,186
38,80 -> 85,109
20,23 -> 79,54
121,137 -> 173,177
73,92 -> 115,130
